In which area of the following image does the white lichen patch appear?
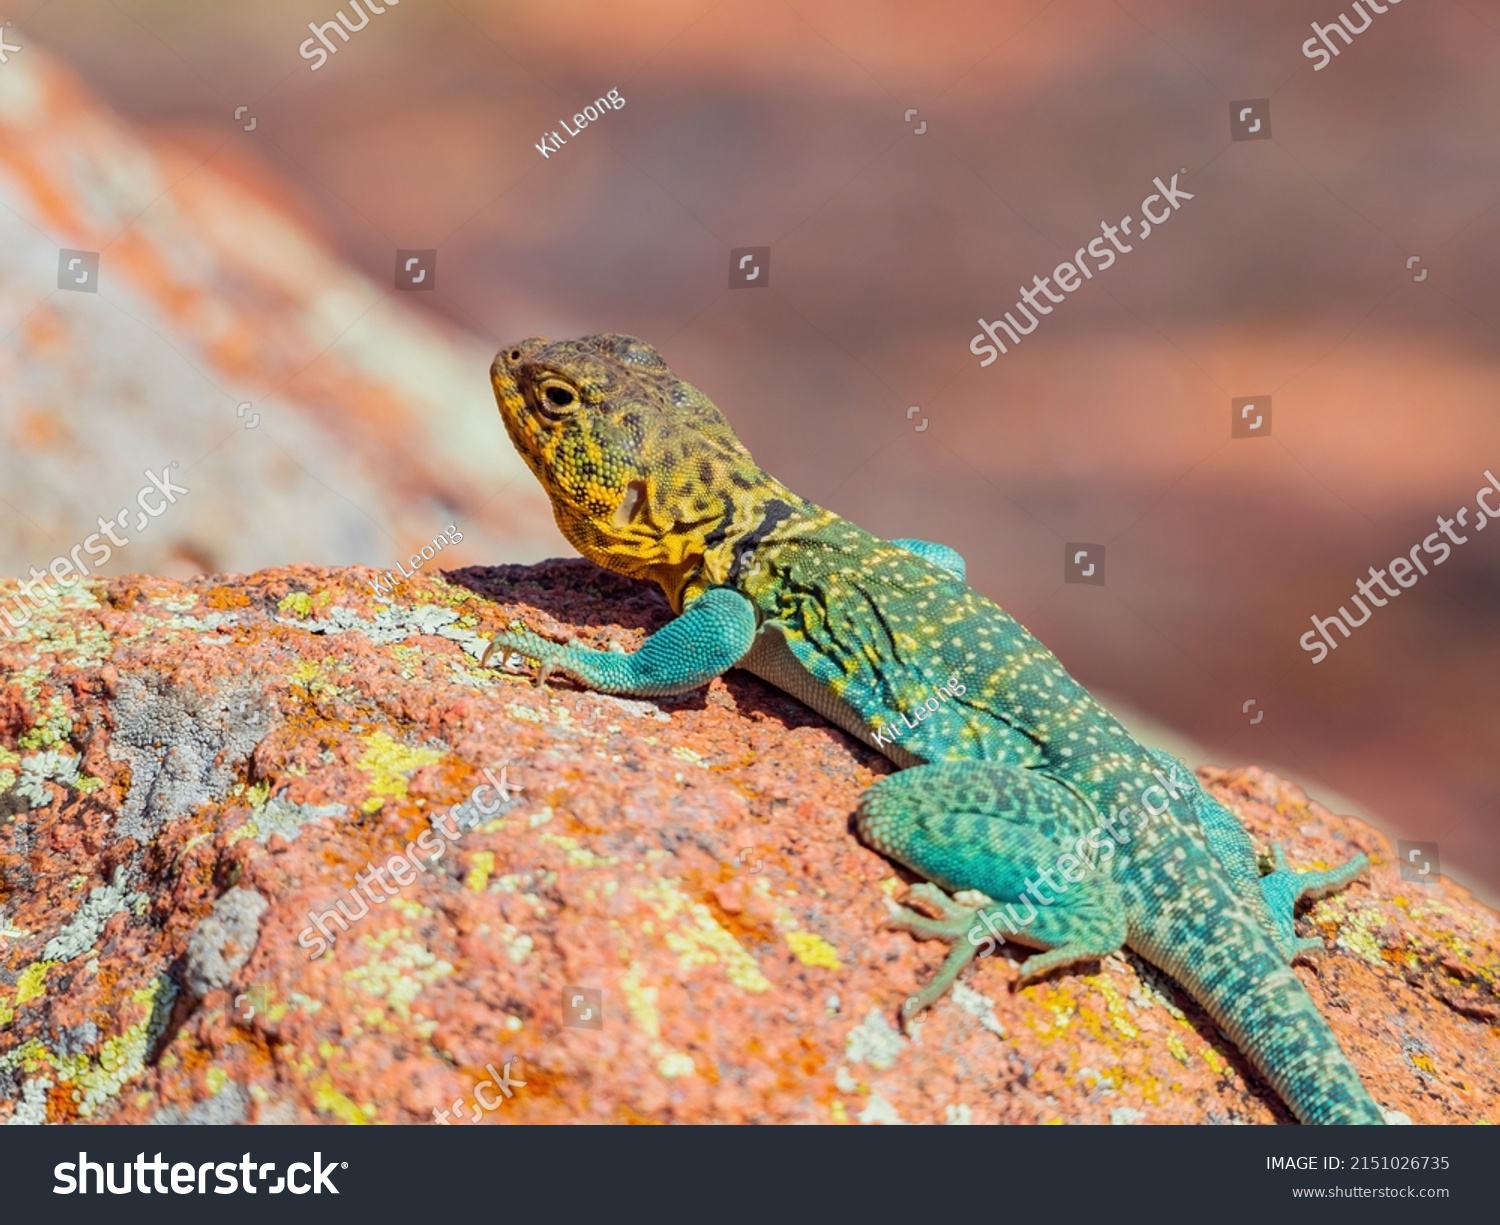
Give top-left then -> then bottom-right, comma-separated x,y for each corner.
288,602 -> 489,660
590,694 -> 670,723
247,795 -> 348,844
41,867 -> 148,962
6,749 -> 82,808
160,610 -> 239,632
844,1008 -> 905,1071
951,981 -> 1007,1039
858,1091 -> 905,1125
343,928 -> 453,1025
5,1076 -> 53,1125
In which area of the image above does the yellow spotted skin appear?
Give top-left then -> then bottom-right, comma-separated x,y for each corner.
487,334 -> 1385,1125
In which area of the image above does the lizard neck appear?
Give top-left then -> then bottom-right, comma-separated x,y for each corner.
562,461 -> 816,614
664,474 -> 817,612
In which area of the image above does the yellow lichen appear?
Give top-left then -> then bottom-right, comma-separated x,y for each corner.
1094,979 -> 1140,1040
620,963 -> 660,1039
343,928 -> 453,1023
785,931 -> 841,970
636,880 -> 771,993
354,731 -> 443,805
538,832 -> 618,868
657,1052 -> 696,1079
1318,895 -> 1389,967
465,851 -> 495,893
311,1074 -> 371,1124
15,960 -> 55,1005
278,592 -> 313,617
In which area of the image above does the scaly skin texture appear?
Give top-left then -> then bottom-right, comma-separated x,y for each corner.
485,333 -> 1386,1125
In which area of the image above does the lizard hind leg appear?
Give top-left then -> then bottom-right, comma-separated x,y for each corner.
859,761 -> 1128,1027
1258,842 -> 1370,960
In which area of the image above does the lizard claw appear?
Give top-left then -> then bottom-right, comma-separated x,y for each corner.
482,623 -> 551,678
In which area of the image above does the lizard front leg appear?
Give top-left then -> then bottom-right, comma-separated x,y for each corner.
889,537 -> 967,583
482,586 -> 756,696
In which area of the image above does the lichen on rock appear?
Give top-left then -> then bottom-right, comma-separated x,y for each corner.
0,560 -> 1496,1124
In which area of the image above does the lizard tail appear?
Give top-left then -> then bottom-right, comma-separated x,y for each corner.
1146,926 -> 1386,1124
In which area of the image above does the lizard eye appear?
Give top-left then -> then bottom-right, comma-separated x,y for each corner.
536,380 -> 579,418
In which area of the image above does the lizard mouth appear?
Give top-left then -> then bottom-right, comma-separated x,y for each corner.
613,480 -> 648,528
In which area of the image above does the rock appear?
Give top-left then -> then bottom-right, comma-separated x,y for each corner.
0,560 -> 1496,1123
0,39 -> 559,586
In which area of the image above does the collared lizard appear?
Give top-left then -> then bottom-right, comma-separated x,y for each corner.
480,332 -> 1386,1125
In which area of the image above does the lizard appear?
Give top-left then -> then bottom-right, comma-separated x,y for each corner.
480,332 -> 1387,1125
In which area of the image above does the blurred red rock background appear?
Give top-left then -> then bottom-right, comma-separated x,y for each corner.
3,0 -> 1498,899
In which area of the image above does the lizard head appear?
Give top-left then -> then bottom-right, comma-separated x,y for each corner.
491,334 -> 787,606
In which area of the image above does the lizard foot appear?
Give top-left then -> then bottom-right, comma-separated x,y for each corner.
1259,841 -> 1370,961
482,624 -> 570,685
885,884 -> 986,1030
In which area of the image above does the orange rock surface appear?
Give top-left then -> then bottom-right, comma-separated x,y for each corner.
0,560 -> 1495,1124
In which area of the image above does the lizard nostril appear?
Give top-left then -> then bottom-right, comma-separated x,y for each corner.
508,349 -> 522,362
